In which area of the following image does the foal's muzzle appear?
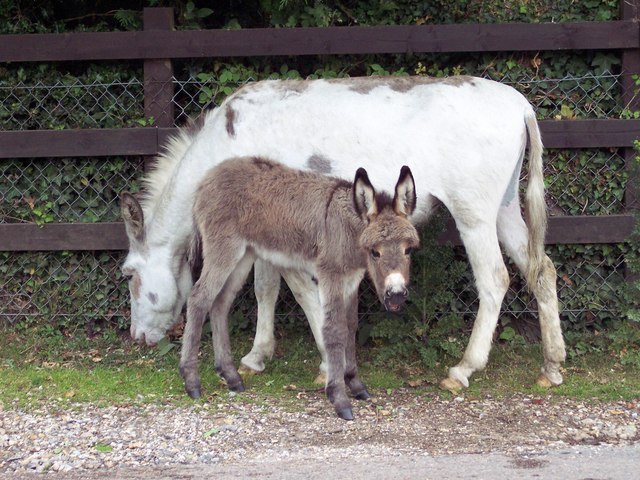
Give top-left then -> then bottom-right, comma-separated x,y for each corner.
384,288 -> 408,312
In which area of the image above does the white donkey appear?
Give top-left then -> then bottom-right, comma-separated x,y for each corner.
121,75 -> 566,392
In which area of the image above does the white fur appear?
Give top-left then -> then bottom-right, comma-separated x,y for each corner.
122,75 -> 565,387
384,272 -> 407,294
251,245 -> 317,277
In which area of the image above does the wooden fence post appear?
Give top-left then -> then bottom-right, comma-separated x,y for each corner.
621,0 -> 639,287
621,0 -> 639,211
143,7 -> 175,171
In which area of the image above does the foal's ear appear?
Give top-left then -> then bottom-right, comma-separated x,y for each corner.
353,168 -> 378,220
393,166 -> 417,216
120,192 -> 145,242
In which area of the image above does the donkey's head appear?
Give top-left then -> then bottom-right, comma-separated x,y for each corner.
353,166 -> 420,312
120,192 -> 193,346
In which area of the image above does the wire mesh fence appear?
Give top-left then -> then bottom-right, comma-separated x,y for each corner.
0,241 -> 629,337
0,67 -> 633,337
544,149 -> 627,216
1,157 -> 143,224
0,70 -> 624,131
0,78 -> 145,130
0,251 -> 128,326
0,149 -> 626,226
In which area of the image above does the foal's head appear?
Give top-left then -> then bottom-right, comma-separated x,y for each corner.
353,166 -> 420,312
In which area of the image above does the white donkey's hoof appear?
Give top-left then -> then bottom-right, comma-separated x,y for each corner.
536,370 -> 563,388
238,363 -> 263,376
314,372 -> 327,385
239,352 -> 268,375
440,366 -> 469,393
439,377 -> 464,393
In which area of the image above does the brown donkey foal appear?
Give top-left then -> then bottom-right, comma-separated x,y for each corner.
180,157 -> 419,420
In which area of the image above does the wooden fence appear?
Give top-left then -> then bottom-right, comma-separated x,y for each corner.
1,5 -> 638,252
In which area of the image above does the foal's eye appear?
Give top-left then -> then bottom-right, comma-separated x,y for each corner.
404,247 -> 414,255
370,249 -> 381,259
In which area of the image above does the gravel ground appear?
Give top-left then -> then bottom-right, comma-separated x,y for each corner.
1,390 -> 638,478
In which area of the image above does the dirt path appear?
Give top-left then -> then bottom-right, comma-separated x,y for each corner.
2,390 -> 638,478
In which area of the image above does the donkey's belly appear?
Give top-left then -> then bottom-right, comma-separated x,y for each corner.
250,244 -> 317,278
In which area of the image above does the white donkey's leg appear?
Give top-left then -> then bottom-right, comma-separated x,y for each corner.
497,201 -> 565,387
281,269 -> 328,383
240,259 -> 280,373
441,223 -> 510,392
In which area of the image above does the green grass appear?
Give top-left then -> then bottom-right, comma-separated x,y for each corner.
1,324 -> 639,411
460,345 -> 640,402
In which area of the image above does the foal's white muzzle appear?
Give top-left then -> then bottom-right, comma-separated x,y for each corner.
383,272 -> 409,312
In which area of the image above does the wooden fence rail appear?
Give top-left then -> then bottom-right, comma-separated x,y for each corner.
1,21 -> 638,62
1,5 -> 638,252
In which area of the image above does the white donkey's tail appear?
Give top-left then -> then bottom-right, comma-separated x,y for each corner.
524,109 -> 548,288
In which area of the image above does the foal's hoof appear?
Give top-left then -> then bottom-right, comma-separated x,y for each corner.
228,380 -> 246,393
186,387 -> 201,399
336,407 -> 354,421
439,377 -> 464,394
354,388 -> 371,401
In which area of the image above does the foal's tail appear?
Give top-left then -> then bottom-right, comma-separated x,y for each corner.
524,109 -> 548,288
188,224 -> 204,283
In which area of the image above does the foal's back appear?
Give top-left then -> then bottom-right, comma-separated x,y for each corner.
194,156 -> 357,262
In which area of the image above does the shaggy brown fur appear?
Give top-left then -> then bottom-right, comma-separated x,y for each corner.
180,157 -> 419,420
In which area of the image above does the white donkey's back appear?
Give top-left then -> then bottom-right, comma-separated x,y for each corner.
192,76 -> 530,222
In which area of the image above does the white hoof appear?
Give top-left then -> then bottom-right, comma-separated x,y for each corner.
439,377 -> 464,393
537,366 -> 563,388
238,364 -> 262,376
239,353 -> 266,374
314,372 -> 327,385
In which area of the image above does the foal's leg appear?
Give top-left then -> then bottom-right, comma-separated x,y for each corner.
319,277 -> 353,420
281,269 -> 328,383
441,223 -> 510,392
180,279 -> 209,398
343,285 -> 369,400
210,252 -> 256,392
497,201 -> 565,387
239,259 -> 280,374
179,243 -> 245,398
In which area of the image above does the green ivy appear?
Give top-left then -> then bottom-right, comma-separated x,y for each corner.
0,63 -> 143,130
1,157 -> 142,224
1,251 -> 130,333
545,149 -> 627,216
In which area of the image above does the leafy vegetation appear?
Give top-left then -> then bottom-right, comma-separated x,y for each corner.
0,1 -> 620,34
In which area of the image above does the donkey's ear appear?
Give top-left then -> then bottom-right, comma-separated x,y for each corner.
353,168 -> 378,220
393,166 -> 417,216
120,192 -> 145,242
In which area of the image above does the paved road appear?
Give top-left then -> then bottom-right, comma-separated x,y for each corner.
15,443 -> 639,479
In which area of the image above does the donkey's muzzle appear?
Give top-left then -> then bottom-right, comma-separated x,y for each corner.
384,289 -> 408,312
130,326 -> 158,347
